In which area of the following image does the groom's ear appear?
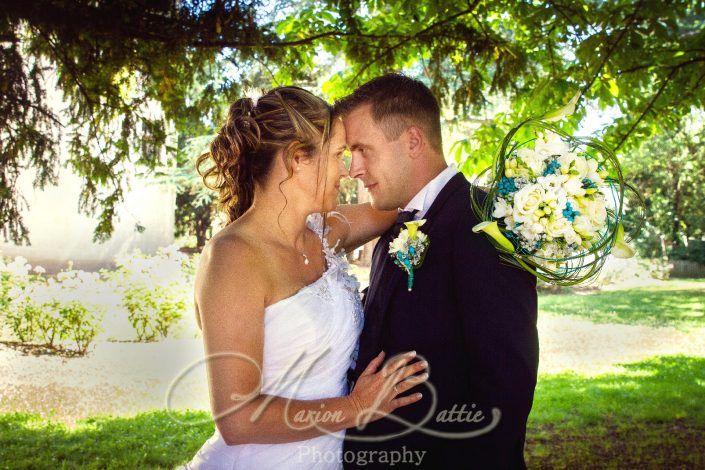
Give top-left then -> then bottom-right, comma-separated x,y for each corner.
406,126 -> 425,159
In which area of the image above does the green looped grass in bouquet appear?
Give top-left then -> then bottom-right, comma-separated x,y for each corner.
470,92 -> 646,286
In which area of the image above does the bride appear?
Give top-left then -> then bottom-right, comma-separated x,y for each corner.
182,86 -> 429,469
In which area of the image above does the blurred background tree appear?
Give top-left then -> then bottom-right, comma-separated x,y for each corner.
623,108 -> 705,260
2,0 -> 703,253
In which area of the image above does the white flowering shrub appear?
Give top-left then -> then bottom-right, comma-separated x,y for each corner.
1,255 -> 34,309
2,256 -> 105,354
1,256 -> 42,342
105,245 -> 194,342
1,246 -> 198,352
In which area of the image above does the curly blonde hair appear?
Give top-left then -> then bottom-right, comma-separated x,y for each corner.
197,86 -> 332,223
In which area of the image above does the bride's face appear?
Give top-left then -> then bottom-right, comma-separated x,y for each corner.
312,120 -> 349,212
286,119 -> 348,214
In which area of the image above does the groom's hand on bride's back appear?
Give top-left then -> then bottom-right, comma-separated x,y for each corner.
347,350 -> 428,427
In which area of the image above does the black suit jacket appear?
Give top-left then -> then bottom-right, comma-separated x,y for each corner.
344,172 -> 539,469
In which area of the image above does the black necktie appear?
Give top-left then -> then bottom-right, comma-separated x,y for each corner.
393,209 -> 419,234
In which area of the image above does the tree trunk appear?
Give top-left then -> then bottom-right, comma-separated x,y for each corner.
671,169 -> 681,245
195,206 -> 212,250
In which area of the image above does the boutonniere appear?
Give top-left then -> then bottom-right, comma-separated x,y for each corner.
388,219 -> 430,291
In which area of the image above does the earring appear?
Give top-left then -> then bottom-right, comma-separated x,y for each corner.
296,166 -> 301,172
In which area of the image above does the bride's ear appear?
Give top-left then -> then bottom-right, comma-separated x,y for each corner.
291,149 -> 309,173
282,140 -> 305,173
290,145 -> 317,174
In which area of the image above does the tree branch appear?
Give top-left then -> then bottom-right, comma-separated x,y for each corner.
615,66 -> 678,151
349,0 -> 483,84
578,0 -> 645,109
617,55 -> 705,76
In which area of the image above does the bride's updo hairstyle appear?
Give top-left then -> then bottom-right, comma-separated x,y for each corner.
197,86 -> 332,223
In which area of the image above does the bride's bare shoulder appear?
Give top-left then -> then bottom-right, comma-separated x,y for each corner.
194,224 -> 269,336
196,224 -> 268,297
205,223 -> 257,254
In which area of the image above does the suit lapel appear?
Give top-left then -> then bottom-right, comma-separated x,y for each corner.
364,227 -> 394,306
354,228 -> 398,376
361,172 -> 470,356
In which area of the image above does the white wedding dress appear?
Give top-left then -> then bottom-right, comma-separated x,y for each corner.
183,213 -> 364,469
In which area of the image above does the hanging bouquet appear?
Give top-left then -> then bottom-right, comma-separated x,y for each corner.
471,93 -> 645,286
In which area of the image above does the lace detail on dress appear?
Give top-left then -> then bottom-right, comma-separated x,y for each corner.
307,274 -> 335,303
305,212 -> 331,240
306,213 -> 364,330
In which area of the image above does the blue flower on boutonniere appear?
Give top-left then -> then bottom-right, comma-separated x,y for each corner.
388,219 -> 430,291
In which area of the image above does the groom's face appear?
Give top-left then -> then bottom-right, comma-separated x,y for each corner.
342,104 -> 410,211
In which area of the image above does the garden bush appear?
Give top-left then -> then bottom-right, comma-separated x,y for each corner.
2,260 -> 105,354
105,246 -> 195,342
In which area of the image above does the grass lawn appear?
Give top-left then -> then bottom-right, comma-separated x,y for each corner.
1,355 -> 703,468
526,355 -> 705,468
539,279 -> 705,330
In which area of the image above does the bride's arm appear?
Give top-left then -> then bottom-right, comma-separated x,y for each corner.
326,203 -> 398,253
195,236 -> 428,445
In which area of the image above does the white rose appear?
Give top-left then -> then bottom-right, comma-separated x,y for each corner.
582,198 -> 607,227
573,215 -> 597,239
545,216 -> 572,239
512,184 -> 545,223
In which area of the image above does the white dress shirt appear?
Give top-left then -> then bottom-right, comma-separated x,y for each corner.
401,163 -> 459,219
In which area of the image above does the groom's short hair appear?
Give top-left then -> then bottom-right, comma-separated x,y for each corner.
334,73 -> 443,153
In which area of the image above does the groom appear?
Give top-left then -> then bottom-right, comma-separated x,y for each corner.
336,74 -> 539,469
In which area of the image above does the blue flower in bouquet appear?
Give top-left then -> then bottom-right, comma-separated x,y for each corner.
581,178 -> 598,190
543,159 -> 561,176
497,177 -> 517,196
562,201 -> 580,222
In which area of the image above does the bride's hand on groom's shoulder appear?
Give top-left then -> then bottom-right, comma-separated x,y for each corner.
330,204 -> 398,253
347,350 -> 428,426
